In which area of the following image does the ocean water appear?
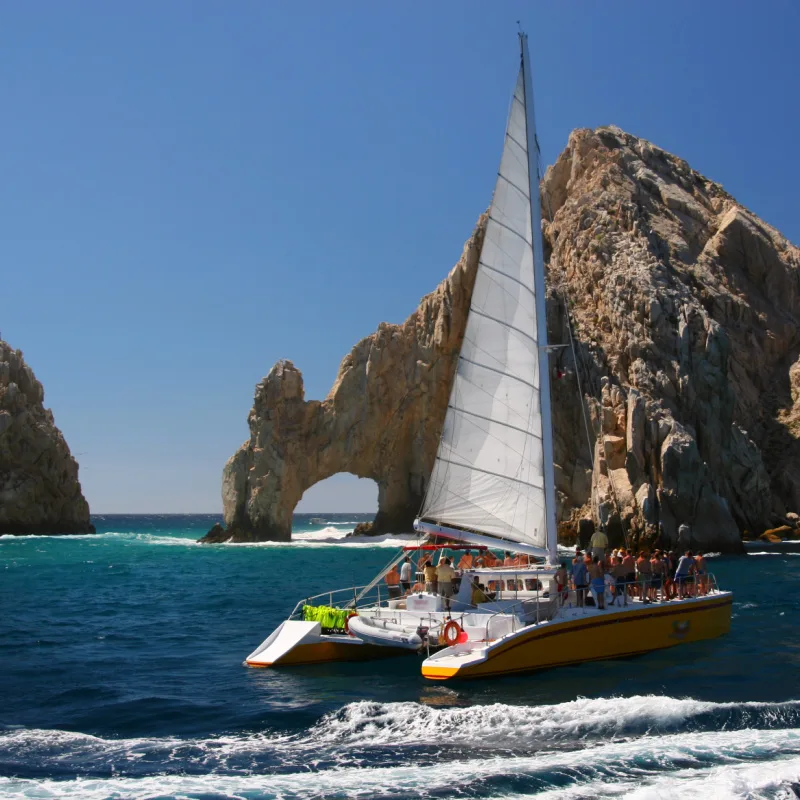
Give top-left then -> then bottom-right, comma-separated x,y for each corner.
1,514 -> 798,799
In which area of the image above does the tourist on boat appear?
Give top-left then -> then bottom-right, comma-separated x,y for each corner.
554,562 -> 568,604
470,576 -> 491,605
695,552 -> 708,594
571,552 -> 589,607
674,550 -> 696,598
589,557 -> 606,609
611,555 -> 628,605
436,557 -> 456,601
385,565 -> 402,599
458,551 -> 474,570
603,562 -> 615,604
400,556 -> 413,593
423,560 -> 437,594
589,526 -> 609,560
636,550 -> 652,603
482,550 -> 498,567
620,549 -> 636,597
650,550 -> 666,602
666,551 -> 679,598
503,552 -> 514,567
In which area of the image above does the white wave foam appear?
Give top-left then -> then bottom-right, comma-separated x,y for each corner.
0,726 -> 293,766
297,520 -> 369,526
746,551 -> 783,556
0,729 -> 797,799
0,531 -> 200,546
226,530 -> 418,548
532,754 -> 800,799
308,695 -> 800,748
3,697 -> 798,765
0,529 -> 417,549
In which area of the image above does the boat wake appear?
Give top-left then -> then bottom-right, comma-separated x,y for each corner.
1,696 -> 798,799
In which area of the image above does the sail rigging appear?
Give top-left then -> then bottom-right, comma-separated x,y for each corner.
418,35 -> 557,561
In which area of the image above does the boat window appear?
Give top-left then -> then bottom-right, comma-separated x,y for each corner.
525,579 -> 542,591
488,580 -> 503,592
506,579 -> 521,591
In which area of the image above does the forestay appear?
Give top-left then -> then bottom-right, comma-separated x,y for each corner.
419,64 -> 548,550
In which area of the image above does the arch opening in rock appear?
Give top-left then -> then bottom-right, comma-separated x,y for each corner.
295,474 -> 378,535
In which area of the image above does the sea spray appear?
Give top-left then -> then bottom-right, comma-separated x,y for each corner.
0,727 -> 798,799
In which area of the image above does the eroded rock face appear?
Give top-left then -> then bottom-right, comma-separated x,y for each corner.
0,340 -> 94,535
544,126 -> 797,552
207,126 -> 799,552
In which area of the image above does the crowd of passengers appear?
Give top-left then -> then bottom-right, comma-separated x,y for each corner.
381,543 -> 712,610
382,549 -> 533,601
559,545 -> 711,610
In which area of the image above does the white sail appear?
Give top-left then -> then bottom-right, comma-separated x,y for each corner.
419,59 -> 550,551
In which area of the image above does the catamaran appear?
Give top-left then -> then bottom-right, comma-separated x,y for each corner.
245,33 -> 732,679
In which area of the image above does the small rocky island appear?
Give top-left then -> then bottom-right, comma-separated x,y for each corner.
0,339 -> 94,535
202,126 -> 800,552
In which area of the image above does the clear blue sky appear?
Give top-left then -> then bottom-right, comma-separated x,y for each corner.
1,1 -> 797,513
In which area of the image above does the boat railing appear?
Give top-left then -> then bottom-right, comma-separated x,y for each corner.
558,571 -> 724,615
477,583 -> 559,642
475,571 -> 725,640
287,583 -> 398,620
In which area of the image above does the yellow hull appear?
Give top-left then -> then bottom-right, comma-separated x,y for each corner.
422,594 -> 733,680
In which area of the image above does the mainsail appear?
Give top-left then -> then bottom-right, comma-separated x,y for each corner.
417,35 -> 557,561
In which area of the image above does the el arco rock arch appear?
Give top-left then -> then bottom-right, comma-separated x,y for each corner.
202,127 -> 800,551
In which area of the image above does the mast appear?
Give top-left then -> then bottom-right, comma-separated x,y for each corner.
414,36 -> 555,561
520,32 -> 559,565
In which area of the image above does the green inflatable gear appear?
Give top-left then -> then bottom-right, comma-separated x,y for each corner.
302,604 -> 354,630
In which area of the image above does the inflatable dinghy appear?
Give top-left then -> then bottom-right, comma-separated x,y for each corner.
347,615 -> 423,651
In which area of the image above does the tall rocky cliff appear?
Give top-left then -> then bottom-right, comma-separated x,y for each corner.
204,126 -> 799,552
0,340 -> 94,534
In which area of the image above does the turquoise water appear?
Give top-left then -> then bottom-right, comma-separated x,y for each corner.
1,514 -> 799,798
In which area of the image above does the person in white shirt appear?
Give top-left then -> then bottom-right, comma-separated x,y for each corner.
399,556 -> 413,593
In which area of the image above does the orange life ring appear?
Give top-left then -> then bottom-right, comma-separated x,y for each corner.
443,620 -> 462,645
344,612 -> 358,635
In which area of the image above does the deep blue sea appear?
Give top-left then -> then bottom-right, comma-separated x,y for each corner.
1,514 -> 799,799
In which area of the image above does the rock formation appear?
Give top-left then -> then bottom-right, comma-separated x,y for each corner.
0,340 -> 94,534
202,223 -> 484,543
205,126 -> 799,552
